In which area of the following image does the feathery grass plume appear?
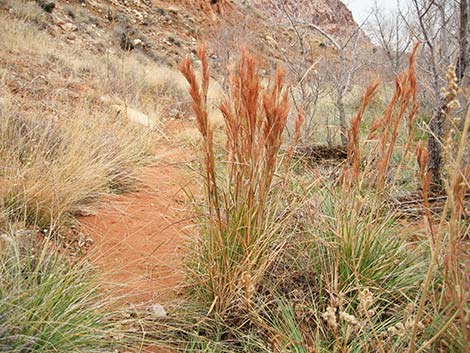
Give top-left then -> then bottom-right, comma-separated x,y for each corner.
181,44 -> 222,228
342,79 -> 380,186
181,47 -> 302,318
341,44 -> 419,192
367,43 -> 419,192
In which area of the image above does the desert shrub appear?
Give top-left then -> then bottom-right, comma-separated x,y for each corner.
5,0 -> 50,27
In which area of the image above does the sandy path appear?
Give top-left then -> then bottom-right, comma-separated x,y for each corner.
79,134 -> 195,305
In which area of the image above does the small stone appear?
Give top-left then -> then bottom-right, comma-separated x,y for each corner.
149,303 -> 167,317
133,9 -> 143,19
63,22 -> 78,32
132,38 -> 143,47
168,7 -> 178,15
167,35 -> 181,47
154,7 -> 166,16
77,233 -> 86,247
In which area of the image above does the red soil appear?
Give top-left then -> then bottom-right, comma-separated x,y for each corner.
79,129 -> 195,305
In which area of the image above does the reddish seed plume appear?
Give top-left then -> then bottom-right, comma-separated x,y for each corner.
342,42 -> 419,191
342,79 -> 380,186
375,43 -> 420,192
180,45 -> 222,227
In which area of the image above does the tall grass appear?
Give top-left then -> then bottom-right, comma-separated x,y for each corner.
342,43 -> 420,193
407,66 -> 470,353
0,96 -> 153,231
170,42 -> 470,353
324,47 -> 469,352
181,46 -> 303,319
299,190 -> 430,352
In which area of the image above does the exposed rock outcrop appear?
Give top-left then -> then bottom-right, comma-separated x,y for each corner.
251,0 -> 358,36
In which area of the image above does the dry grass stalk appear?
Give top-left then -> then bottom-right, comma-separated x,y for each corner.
367,43 -> 419,192
408,69 -> 470,353
374,43 -> 419,192
341,44 -> 419,192
181,45 -> 222,228
181,46 -> 302,317
342,79 -> 380,186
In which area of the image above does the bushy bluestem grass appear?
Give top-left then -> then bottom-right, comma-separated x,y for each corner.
181,46 -> 303,319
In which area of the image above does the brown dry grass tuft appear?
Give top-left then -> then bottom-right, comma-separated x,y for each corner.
181,45 -> 303,318
0,13 -> 162,232
0,97 -> 153,231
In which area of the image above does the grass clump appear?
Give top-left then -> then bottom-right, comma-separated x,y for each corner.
168,42 -> 469,353
0,96 -> 153,231
0,229 -> 119,352
181,46 -> 303,319
299,191 -> 430,352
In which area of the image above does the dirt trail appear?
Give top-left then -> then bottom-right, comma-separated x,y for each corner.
79,125 -> 196,305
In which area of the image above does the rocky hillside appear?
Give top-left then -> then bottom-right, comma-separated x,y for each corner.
251,0 -> 359,35
0,0 -> 359,72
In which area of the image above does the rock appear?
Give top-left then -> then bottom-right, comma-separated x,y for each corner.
148,303 -> 167,317
168,6 -> 179,16
63,22 -> 77,32
111,105 -> 156,128
265,35 -> 276,46
66,8 -> 75,19
167,35 -> 181,47
132,38 -> 143,47
77,233 -> 86,247
153,7 -> 166,16
133,9 -> 144,20
169,108 -> 181,119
